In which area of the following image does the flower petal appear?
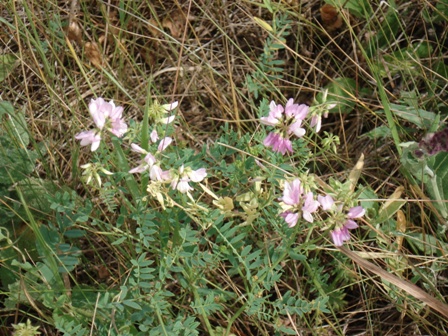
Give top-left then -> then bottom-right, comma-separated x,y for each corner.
318,195 -> 334,210
295,104 -> 309,120
310,115 -> 322,133
89,98 -> 107,129
281,179 -> 302,206
289,121 -> 306,138
189,168 -> 207,182
302,192 -> 319,213
161,115 -> 176,124
302,211 -> 314,223
158,137 -> 172,152
281,211 -> 299,228
331,229 -> 344,246
131,143 -> 147,154
110,119 -> 128,137
347,206 -> 365,219
177,178 -> 193,193
162,101 -> 179,111
150,130 -> 159,143
344,220 -> 358,230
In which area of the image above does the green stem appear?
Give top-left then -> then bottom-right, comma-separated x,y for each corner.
184,265 -> 215,336
224,228 -> 298,334
140,82 -> 153,194
191,284 -> 216,336
225,302 -> 248,335
375,74 -> 402,155
112,138 -> 140,202
155,307 -> 169,336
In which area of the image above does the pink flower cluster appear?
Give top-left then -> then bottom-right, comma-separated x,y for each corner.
260,99 -> 309,155
330,206 -> 364,247
280,179 -> 365,246
75,97 -> 207,194
129,136 -> 207,193
317,194 -> 365,246
280,179 -> 320,227
128,137 -> 172,181
170,165 -> 207,194
75,98 -> 127,151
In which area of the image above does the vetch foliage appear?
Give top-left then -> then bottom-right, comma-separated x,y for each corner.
7,83 -> 447,333
55,91 -> 361,333
245,13 -> 292,99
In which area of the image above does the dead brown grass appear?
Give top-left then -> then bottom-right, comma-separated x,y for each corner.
1,0 -> 448,335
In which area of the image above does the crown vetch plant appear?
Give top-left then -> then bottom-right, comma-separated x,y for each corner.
0,89 -> 362,335
7,2 -> 448,334
74,94 -> 365,250
42,91 -> 367,334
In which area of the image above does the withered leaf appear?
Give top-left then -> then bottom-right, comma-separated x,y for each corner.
320,4 -> 343,31
85,41 -> 103,68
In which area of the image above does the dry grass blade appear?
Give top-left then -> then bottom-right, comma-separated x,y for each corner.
340,246 -> 448,319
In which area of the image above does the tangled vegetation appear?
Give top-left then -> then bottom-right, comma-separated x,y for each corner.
1,0 -> 448,335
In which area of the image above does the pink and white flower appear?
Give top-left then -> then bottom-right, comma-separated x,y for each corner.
150,130 -> 159,143
260,101 -> 284,126
170,165 -> 207,194
318,193 -> 365,246
260,99 -> 309,155
89,98 -> 127,136
310,115 -> 323,133
329,205 -> 365,247
157,137 -> 172,152
263,133 -> 293,155
280,179 -> 319,227
75,97 -> 128,151
75,130 -> 102,151
129,138 -> 172,181
302,192 -> 320,223
318,195 -> 335,210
